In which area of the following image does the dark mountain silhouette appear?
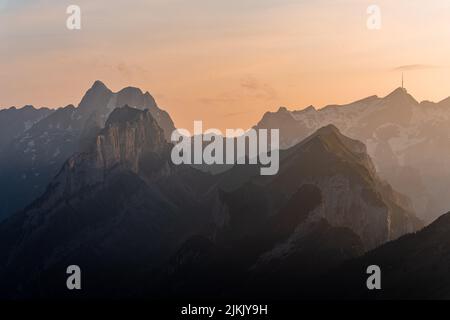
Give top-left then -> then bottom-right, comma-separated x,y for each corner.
255,87 -> 450,223
0,106 -> 210,299
0,109 -> 420,299
155,125 -> 421,299
314,212 -> 450,299
0,81 -> 175,221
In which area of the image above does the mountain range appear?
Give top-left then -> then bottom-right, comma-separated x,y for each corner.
0,82 -> 448,299
0,81 -> 175,221
256,87 -> 450,223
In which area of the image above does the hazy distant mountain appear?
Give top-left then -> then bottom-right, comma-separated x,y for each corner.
0,105 -> 52,151
0,81 -> 175,221
255,87 -> 450,223
0,111 -> 420,298
76,80 -> 175,142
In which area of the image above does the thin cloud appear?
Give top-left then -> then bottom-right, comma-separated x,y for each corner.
115,62 -> 149,80
240,76 -> 278,101
392,64 -> 440,71
198,93 -> 238,105
222,109 -> 258,117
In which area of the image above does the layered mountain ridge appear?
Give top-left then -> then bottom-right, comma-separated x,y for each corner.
255,87 -> 450,222
1,84 -> 447,299
0,102 -> 421,298
0,81 -> 175,221
0,106 -> 209,298
214,124 -> 421,251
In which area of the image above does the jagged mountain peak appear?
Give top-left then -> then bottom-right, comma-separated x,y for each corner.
77,81 -> 113,112
86,80 -> 112,97
78,81 -> 156,112
301,124 -> 364,152
258,106 -> 295,123
386,86 -> 407,96
277,106 -> 290,113
51,104 -> 76,115
88,82 -> 153,102
383,87 -> 418,105
312,123 -> 340,136
303,105 -> 316,112
3,105 -> 44,112
83,81 -> 156,109
287,124 -> 372,173
292,105 -> 317,116
75,81 -> 174,140
91,80 -> 109,91
78,81 -> 159,112
63,104 -> 76,110
117,86 -> 144,95
115,86 -> 158,110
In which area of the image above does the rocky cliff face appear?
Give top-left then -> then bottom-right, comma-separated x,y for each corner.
95,106 -> 167,173
0,81 -> 176,221
42,106 -> 172,209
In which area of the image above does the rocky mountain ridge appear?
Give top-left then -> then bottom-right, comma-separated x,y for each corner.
0,81 -> 176,221
255,87 -> 450,222
0,106 -> 420,298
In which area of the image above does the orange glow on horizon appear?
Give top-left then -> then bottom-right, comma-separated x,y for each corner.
2,0 -> 450,131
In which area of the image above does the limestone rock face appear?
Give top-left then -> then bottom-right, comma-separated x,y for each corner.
95,106 -> 167,173
45,106 -> 170,205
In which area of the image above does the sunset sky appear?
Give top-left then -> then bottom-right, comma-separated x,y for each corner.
1,0 -> 450,130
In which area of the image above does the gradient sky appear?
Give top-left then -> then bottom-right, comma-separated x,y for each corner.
1,0 -> 450,131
